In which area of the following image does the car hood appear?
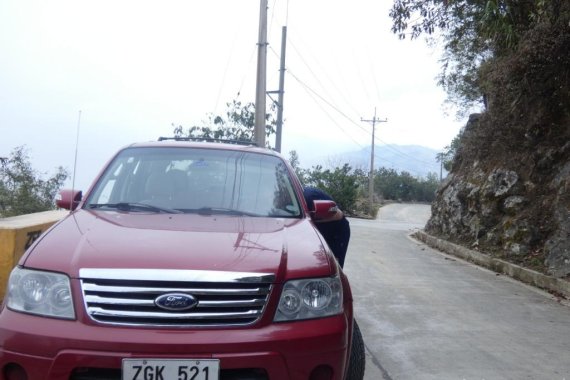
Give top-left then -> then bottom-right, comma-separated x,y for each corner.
23,209 -> 335,282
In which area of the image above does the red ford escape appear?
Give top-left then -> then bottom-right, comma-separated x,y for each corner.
0,139 -> 364,380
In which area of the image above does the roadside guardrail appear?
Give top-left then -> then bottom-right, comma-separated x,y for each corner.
0,210 -> 68,300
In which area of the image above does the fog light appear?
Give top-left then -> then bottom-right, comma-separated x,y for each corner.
4,363 -> 28,380
309,365 -> 333,380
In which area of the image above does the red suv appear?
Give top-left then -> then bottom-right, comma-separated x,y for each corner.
0,139 -> 364,380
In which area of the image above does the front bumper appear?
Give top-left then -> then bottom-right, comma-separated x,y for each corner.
0,308 -> 350,380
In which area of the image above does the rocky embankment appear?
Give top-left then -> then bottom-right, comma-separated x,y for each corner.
426,114 -> 569,279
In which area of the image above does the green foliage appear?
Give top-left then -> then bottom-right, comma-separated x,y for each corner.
374,168 -> 439,203
0,146 -> 68,217
389,0 -> 567,116
173,100 -> 277,147
303,164 -> 360,214
290,151 -> 441,215
453,21 -> 570,167
352,168 -> 370,197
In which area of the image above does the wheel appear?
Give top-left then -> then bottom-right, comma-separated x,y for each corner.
346,319 -> 366,380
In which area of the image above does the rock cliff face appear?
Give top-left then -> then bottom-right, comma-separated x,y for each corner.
426,114 -> 570,278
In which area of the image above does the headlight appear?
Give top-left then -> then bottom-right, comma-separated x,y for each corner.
6,267 -> 75,319
274,276 -> 343,322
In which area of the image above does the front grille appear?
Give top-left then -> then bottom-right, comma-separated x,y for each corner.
79,268 -> 274,327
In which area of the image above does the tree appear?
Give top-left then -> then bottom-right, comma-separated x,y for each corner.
436,131 -> 462,171
173,100 -> 277,147
389,0 -> 565,116
353,168 -> 370,199
288,150 -> 307,185
304,164 -> 359,214
374,168 -> 401,200
415,172 -> 440,202
0,146 -> 68,217
374,167 -> 439,202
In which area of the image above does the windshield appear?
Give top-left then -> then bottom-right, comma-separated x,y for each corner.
85,146 -> 302,217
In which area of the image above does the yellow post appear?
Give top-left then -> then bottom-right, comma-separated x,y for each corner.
0,210 -> 67,300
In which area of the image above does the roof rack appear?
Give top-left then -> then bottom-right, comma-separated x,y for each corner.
158,137 -> 258,147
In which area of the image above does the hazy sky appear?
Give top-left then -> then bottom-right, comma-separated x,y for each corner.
0,0 -> 467,190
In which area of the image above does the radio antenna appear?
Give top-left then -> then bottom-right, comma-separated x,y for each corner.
71,110 -> 82,195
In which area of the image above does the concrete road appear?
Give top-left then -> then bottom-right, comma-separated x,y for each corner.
343,203 -> 570,380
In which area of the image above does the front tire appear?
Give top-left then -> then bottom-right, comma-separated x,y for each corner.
346,319 -> 365,380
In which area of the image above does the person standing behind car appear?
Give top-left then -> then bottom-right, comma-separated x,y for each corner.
303,186 -> 351,268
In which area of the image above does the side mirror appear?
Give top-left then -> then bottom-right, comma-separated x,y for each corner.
56,189 -> 83,211
311,200 -> 339,220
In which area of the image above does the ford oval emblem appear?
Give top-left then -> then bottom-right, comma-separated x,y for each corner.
155,293 -> 198,311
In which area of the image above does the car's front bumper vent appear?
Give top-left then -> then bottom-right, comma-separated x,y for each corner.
79,268 -> 275,327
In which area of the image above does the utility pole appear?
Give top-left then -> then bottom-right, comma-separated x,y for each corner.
361,108 -> 387,212
254,0 -> 268,147
268,26 -> 287,153
275,26 -> 287,153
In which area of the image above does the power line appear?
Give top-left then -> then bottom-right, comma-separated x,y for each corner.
286,66 -> 370,136
287,68 -> 440,169
272,62 -> 440,176
287,69 -> 365,149
372,152 -> 439,177
214,27 -> 242,114
273,42 -> 445,169
373,137 -> 439,166
236,45 -> 257,99
288,37 -> 362,119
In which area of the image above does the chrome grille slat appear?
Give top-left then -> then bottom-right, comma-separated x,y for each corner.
80,269 -> 274,327
85,295 -> 267,308
89,307 -> 261,319
198,299 -> 267,307
82,283 -> 269,295
84,295 -> 155,306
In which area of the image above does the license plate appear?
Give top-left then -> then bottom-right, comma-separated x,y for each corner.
122,359 -> 220,380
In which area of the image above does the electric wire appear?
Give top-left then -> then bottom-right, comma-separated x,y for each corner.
268,0 -> 279,36
281,60 -> 369,137
236,44 -> 258,99
354,45 -> 373,105
280,6 -> 439,167
288,37 -> 363,121
272,49 -> 439,175
372,134 -> 439,165
287,68 -> 365,149
214,27 -> 242,114
275,47 -> 440,169
373,151 -> 437,177
285,61 -> 440,169
366,46 -> 384,106
272,45 -> 377,144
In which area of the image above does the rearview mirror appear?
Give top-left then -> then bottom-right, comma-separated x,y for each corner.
56,189 -> 83,211
311,200 -> 339,220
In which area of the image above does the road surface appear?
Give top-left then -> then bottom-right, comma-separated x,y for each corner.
343,203 -> 570,380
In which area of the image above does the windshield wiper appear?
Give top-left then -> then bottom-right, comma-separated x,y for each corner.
88,202 -> 183,214
184,207 -> 262,216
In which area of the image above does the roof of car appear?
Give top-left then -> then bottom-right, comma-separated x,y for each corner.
125,138 -> 281,157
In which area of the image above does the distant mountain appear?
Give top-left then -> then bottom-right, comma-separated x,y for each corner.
306,144 -> 444,179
